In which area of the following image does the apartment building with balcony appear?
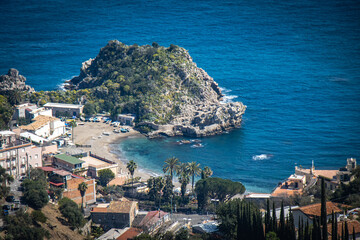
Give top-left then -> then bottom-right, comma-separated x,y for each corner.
0,131 -> 42,177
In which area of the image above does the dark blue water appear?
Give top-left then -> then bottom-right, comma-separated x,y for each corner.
1,0 -> 360,192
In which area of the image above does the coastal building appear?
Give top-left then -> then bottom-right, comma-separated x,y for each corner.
53,153 -> 85,173
117,114 -> 135,126
271,174 -> 306,197
29,107 -> 52,119
19,115 -> 65,140
44,102 -> 84,117
91,200 -> 139,230
62,177 -> 96,206
137,210 -> 170,233
0,131 -> 42,177
13,103 -> 37,120
295,158 -> 357,191
80,152 -> 118,178
292,202 -> 344,228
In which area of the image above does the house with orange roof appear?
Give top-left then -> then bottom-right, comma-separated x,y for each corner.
91,200 -> 139,230
116,227 -> 143,240
292,202 -> 346,228
327,220 -> 360,240
137,210 -> 170,233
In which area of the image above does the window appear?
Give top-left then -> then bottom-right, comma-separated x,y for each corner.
35,154 -> 38,159
0,161 -> 3,167
0,153 -> 3,157
22,149 -> 25,153
35,163 -> 38,167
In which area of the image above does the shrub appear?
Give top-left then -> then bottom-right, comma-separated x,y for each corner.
31,210 -> 47,223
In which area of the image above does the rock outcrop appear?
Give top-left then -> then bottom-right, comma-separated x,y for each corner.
68,41 -> 246,137
0,68 -> 34,93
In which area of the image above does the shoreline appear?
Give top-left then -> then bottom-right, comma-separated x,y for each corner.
64,121 -> 181,188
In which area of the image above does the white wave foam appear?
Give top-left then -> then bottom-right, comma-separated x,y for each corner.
220,87 -> 238,103
252,154 -> 273,161
57,75 -> 77,90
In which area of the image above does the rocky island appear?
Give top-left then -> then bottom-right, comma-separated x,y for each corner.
66,41 -> 246,137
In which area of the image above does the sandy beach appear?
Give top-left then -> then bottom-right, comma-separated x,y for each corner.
61,121 -> 155,182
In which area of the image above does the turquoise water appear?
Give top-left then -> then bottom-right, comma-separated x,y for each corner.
1,0 -> 360,192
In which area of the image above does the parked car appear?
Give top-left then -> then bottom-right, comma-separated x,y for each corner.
6,195 -> 15,202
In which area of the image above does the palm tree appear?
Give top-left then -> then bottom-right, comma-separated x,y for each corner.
126,160 -> 137,189
187,162 -> 201,192
69,120 -> 77,143
202,166 -> 213,179
177,162 -> 190,199
0,166 -> 14,199
163,157 -> 179,181
78,182 -> 88,213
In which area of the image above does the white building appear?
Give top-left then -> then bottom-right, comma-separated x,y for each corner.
44,102 -> 84,117
29,107 -> 52,119
19,115 -> 65,140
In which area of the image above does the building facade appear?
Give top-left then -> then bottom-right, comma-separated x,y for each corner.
0,131 -> 42,177
44,102 -> 84,117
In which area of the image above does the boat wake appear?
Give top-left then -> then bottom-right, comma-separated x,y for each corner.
252,154 -> 273,161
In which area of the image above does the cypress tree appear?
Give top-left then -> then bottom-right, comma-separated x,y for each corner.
305,220 -> 310,240
331,211 -> 336,240
288,207 -> 296,240
279,201 -> 285,239
321,177 -> 328,240
273,201 -> 277,233
342,222 -> 345,240
335,212 -> 338,240
298,216 -> 303,240
345,221 -> 349,240
266,199 -> 271,233
313,217 -> 318,240
237,202 -> 241,240
353,226 -> 356,240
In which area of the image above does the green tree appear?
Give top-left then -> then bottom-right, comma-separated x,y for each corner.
78,182 -> 88,213
4,210 -> 50,240
195,177 -> 245,210
163,156 -> 179,181
58,197 -> 85,228
175,228 -> 189,240
0,95 -> 13,130
147,176 -> 165,208
321,177 -> 328,240
31,210 -> 47,223
187,161 -> 201,193
0,166 -> 14,198
266,232 -> 280,240
177,163 -> 190,201
69,120 -> 77,143
98,169 -> 115,187
201,166 -> 213,179
22,179 -> 49,209
83,102 -> 96,115
162,175 -> 174,203
126,160 -> 137,190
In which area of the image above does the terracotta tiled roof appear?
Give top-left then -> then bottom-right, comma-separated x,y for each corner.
90,201 -> 137,214
139,210 -> 168,228
313,170 -> 338,180
293,202 -> 343,217
19,115 -> 59,131
116,228 -> 142,240
327,220 -> 360,238
38,166 -> 57,172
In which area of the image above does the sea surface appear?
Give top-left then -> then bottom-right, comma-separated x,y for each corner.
1,0 -> 360,192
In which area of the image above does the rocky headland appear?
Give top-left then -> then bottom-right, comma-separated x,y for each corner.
67,41 -> 246,137
0,68 -> 34,93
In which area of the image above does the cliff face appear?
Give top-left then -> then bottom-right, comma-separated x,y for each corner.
0,68 -> 34,93
69,40 -> 246,137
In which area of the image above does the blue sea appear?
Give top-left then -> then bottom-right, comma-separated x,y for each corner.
1,0 -> 360,192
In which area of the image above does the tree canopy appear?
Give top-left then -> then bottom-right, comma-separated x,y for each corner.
98,169 -> 115,187
195,177 -> 245,210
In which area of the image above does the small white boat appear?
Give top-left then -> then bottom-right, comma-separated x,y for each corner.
103,132 -> 111,136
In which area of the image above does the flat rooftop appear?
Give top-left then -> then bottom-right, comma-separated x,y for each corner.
44,102 -> 83,109
80,155 -> 114,168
